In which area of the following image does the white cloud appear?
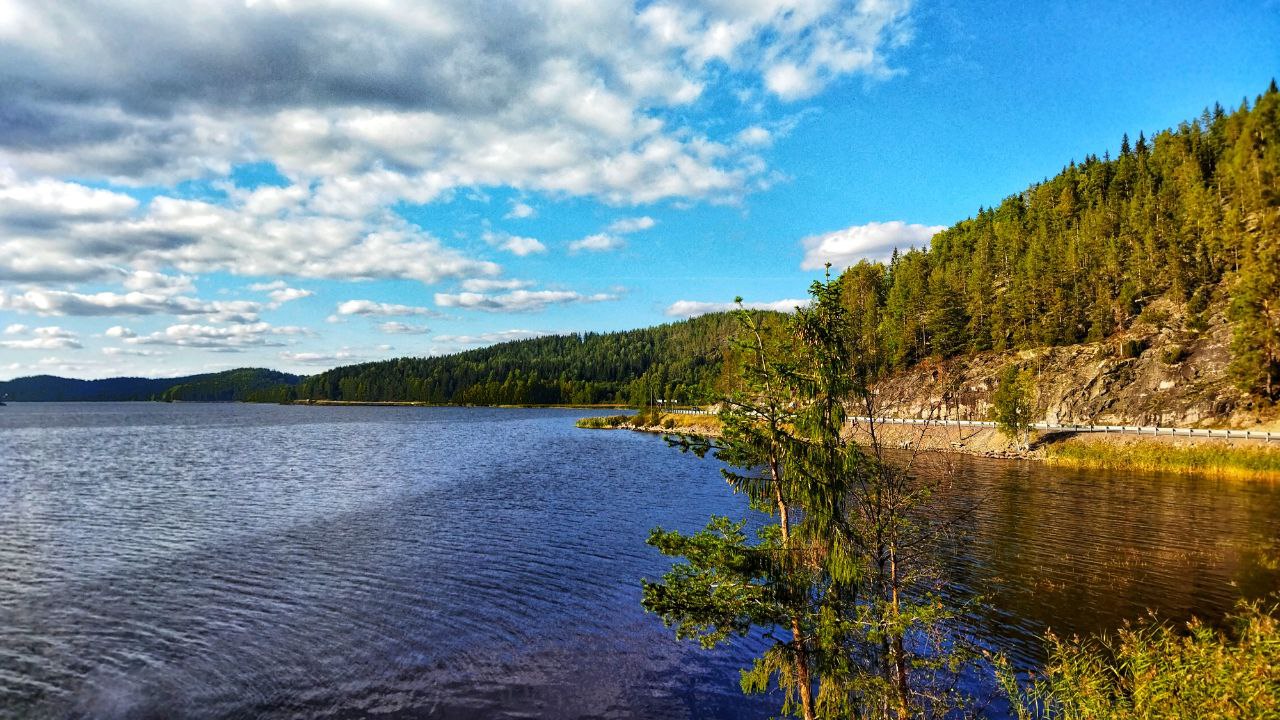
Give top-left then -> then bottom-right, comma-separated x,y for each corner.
484,231 -> 547,256
459,278 -> 535,292
505,201 -> 537,219
0,325 -> 83,350
434,289 -> 617,313
765,63 -> 817,101
800,221 -> 945,270
278,349 -> 365,366
568,233 -> 625,253
664,298 -> 808,318
335,300 -> 439,317
431,329 -> 549,347
126,322 -> 310,350
735,126 -> 773,147
0,1 -> 912,205
606,216 -> 656,234
0,288 -> 263,321
378,321 -> 431,335
123,271 -> 195,296
104,325 -> 136,338
102,347 -> 167,357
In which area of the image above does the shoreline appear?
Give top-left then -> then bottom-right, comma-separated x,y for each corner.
579,412 -> 1280,480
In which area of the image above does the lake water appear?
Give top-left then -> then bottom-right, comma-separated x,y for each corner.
2,404 -> 1278,719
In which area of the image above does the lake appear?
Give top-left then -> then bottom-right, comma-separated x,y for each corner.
2,403 -> 1277,719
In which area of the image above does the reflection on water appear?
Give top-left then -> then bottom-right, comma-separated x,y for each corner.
1,404 -> 1277,718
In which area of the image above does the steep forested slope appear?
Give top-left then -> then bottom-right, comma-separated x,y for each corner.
295,312 -> 745,405
839,82 -> 1280,399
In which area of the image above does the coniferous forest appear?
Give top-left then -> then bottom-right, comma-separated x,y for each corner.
294,312 -> 745,405
294,83 -> 1280,405
845,81 -> 1279,398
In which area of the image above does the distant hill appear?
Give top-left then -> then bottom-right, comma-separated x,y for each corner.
295,312 -> 750,406
0,368 -> 302,402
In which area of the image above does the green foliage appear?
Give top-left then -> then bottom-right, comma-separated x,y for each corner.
295,313 -> 747,406
0,368 -> 301,402
999,601 -> 1280,719
1121,339 -> 1147,359
574,414 -> 629,429
1159,345 -> 1188,365
643,276 -> 974,719
160,368 -> 301,402
992,364 -> 1035,444
836,84 -> 1280,389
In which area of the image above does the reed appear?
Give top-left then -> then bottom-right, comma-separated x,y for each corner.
1046,438 -> 1280,478
999,601 -> 1280,719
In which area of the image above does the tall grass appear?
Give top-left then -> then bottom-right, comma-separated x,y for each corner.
998,601 -> 1280,719
575,412 -> 722,432
1046,439 -> 1280,479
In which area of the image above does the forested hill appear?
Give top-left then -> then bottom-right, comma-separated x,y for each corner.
295,312 -> 746,405
838,81 -> 1280,399
0,368 -> 301,402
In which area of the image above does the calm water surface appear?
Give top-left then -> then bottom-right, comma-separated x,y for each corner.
1,403 -> 1277,719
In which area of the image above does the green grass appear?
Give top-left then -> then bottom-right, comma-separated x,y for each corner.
1046,438 -> 1280,478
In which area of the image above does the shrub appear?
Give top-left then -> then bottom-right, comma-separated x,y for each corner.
1161,345 -> 1188,364
1121,339 -> 1147,359
999,601 -> 1280,719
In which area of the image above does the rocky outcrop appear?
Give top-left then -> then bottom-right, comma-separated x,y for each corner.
873,296 -> 1277,430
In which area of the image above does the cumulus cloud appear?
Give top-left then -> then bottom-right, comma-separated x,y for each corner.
0,174 -> 502,286
335,300 -> 439,317
0,325 -> 83,350
800,221 -> 945,270
431,330 -> 550,349
459,278 -> 535,292
484,231 -> 547,256
102,347 -> 167,357
278,350 -> 365,366
249,280 -> 314,304
378,321 -> 431,335
0,1 -> 911,202
568,233 -> 626,253
0,288 -> 263,321
735,126 -> 773,147
434,289 -> 617,313
505,201 -> 537,219
606,216 -> 656,233
664,298 -> 808,318
126,322 -> 310,350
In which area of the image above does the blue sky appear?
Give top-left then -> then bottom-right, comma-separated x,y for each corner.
1,0 -> 1276,379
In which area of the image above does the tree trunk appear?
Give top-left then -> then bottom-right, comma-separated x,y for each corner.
889,548 -> 910,720
772,454 -> 814,720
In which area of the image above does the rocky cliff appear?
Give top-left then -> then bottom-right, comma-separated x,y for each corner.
873,290 -> 1278,430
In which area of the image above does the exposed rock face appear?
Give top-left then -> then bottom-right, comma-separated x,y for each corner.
873,297 -> 1277,430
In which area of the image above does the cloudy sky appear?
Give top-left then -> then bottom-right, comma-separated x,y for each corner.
0,0 -> 1276,379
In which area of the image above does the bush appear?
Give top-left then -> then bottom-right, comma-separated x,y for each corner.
1121,339 -> 1147,359
1161,344 -> 1188,364
999,601 -> 1280,719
